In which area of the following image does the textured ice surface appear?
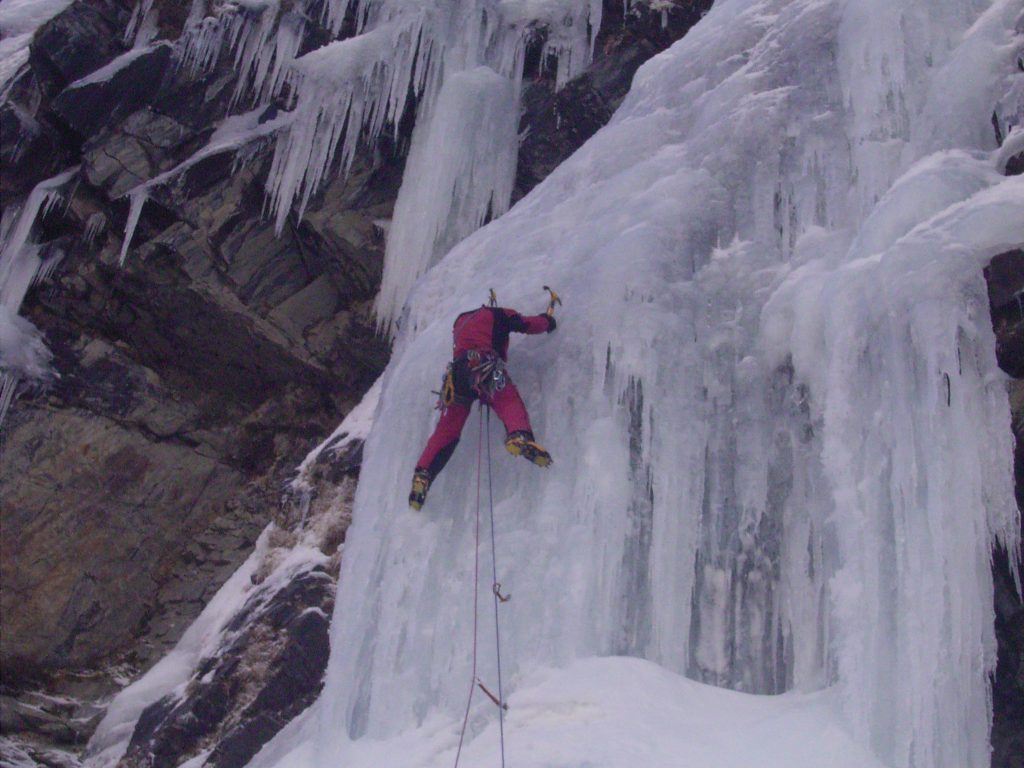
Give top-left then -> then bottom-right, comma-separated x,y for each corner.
238,1 -> 1024,767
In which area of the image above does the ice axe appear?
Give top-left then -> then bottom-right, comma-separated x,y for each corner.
543,285 -> 561,317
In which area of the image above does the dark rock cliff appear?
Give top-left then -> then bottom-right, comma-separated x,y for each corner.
987,247 -> 1024,768
2,0 -> 391,689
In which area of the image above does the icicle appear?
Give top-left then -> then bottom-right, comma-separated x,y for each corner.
250,10 -> 306,104
84,212 -> 108,246
33,249 -> 65,286
0,372 -> 16,428
227,1 -> 284,108
123,0 -> 156,47
119,189 -> 148,266
134,3 -> 160,49
176,0 -> 301,107
265,12 -> 432,233
376,66 -> 519,332
0,167 -> 79,304
323,0 -> 356,34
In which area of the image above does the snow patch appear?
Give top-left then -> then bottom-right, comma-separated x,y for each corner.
249,657 -> 887,768
67,43 -> 169,89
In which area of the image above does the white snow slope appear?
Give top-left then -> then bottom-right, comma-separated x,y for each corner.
249,0 -> 1021,766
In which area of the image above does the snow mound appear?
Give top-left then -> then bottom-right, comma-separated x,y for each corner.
252,656 -> 886,768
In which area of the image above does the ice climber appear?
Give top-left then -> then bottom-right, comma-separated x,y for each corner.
409,295 -> 558,510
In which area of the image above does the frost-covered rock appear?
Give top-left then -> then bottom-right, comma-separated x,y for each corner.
84,394 -> 370,768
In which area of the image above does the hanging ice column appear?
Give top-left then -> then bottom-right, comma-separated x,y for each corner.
0,167 -> 78,426
262,0 -> 602,331
374,67 -> 519,328
262,1 -> 1024,767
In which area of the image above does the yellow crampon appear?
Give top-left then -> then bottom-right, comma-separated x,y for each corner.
504,431 -> 553,467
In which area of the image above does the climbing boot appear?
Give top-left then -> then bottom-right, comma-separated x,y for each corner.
409,469 -> 431,510
504,431 -> 552,467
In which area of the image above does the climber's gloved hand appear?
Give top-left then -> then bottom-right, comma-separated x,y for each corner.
546,314 -> 557,333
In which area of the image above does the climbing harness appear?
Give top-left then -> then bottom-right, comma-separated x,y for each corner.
454,406 -> 508,768
436,351 -> 508,410
467,350 -> 507,399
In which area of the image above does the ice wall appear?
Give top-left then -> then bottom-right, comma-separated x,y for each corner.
283,1 -> 1024,767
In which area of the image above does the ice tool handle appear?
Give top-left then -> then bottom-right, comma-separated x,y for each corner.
543,285 -> 562,317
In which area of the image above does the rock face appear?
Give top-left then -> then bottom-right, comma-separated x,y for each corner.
988,106 -> 1024,768
2,104 -> 390,678
1,0 -> 391,750
117,472 -> 354,768
987,248 -> 1024,768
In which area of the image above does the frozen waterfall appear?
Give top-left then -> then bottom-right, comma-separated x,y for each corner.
249,0 -> 1022,766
